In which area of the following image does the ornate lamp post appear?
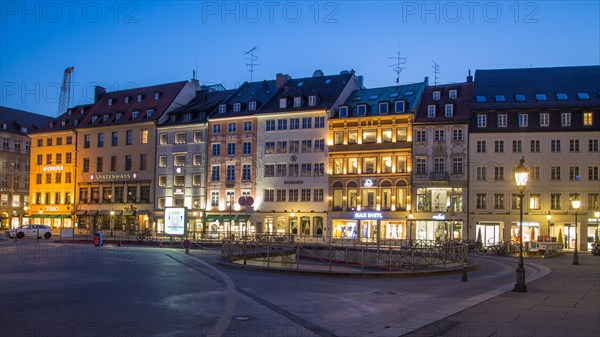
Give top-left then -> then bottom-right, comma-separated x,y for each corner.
110,210 -> 115,236
571,196 -> 581,265
513,157 -> 529,292
546,211 -> 552,237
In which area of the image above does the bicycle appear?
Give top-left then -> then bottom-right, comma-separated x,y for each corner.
137,230 -> 154,242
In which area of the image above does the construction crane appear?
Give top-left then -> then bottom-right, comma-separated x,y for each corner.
57,66 -> 74,117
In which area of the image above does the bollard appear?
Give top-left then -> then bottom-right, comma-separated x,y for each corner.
461,256 -> 468,282
185,247 -> 189,254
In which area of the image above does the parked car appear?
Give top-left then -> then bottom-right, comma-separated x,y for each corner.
5,224 -> 52,239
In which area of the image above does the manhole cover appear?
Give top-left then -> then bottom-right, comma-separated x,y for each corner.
374,291 -> 397,295
233,315 -> 253,321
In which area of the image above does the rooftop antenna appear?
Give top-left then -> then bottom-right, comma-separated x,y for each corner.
244,47 -> 259,82
432,60 -> 442,86
388,51 -> 407,85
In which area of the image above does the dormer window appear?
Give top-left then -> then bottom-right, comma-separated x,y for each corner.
80,109 -> 84,114
107,98 -> 113,106
219,104 -> 226,113
132,111 -> 139,120
577,92 -> 590,100
535,94 -> 547,101
74,120 -> 79,126
475,96 -> 487,103
433,91 -> 441,100
357,104 -> 367,116
445,104 -> 454,117
61,121 -> 66,127
339,106 -> 348,117
154,92 -> 160,100
394,100 -> 405,113
183,113 -> 192,122
48,122 -> 53,128
449,90 -> 457,99
67,110 -> 72,116
495,95 -> 506,102
137,94 -> 143,102
556,93 -> 568,100
279,98 -> 287,109
21,127 -> 28,133
146,109 -> 154,118
0,123 -> 6,129
427,105 -> 436,118
379,102 -> 388,114
515,94 -> 526,102
248,101 -> 257,111
233,103 -> 241,112
124,96 -> 130,104
308,95 -> 317,106
91,116 -> 98,124
294,96 -> 302,108
102,115 -> 109,123
115,113 -> 122,122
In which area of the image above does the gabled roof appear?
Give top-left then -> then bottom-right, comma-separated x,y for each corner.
80,81 -> 188,127
415,82 -> 473,123
473,66 -> 600,109
33,104 -> 94,132
336,81 -> 426,118
209,80 -> 277,119
259,72 -> 354,113
161,88 -> 235,126
0,106 -> 54,134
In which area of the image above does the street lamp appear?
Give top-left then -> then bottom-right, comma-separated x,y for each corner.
571,196 -> 581,265
546,211 -> 552,237
513,156 -> 529,293
595,211 -> 600,246
110,210 -> 115,236
407,211 -> 414,244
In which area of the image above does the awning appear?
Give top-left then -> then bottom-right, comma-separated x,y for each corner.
123,210 -> 135,215
221,215 -> 234,222
29,214 -> 42,218
205,215 -> 222,222
87,210 -> 99,215
98,210 -> 111,215
235,215 -> 251,223
56,215 -> 71,218
75,210 -> 87,215
112,210 -> 123,215
137,210 -> 150,215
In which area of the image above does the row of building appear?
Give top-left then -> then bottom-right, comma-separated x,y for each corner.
1,65 -> 599,249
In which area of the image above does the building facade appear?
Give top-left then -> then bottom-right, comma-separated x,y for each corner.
255,71 -> 358,236
469,66 -> 600,250
155,85 -> 232,237
412,78 -> 473,241
328,81 -> 426,241
74,81 -> 198,234
1,106 -> 52,229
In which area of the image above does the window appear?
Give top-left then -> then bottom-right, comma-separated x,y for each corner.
495,95 -> 505,102
266,120 -> 275,131
192,174 -> 201,186
175,132 -> 186,144
357,105 -> 367,116
46,173 -> 52,184
36,174 -> 42,184
540,113 -> 550,127
449,90 -> 457,99
394,100 -> 405,113
293,96 -> 302,108
494,140 -> 504,153
551,194 -> 561,210
302,140 -> 312,153
56,153 -> 62,164
339,106 -> 348,117
590,139 -> 599,152
452,157 -> 463,175
512,140 -> 522,153
96,157 -> 103,172
415,158 -> 426,175
452,129 -> 463,141
477,115 -> 487,127
84,134 -> 90,148
131,111 -> 139,120
570,139 -> 580,152
561,113 -> 571,126
211,191 -> 219,207
314,139 -> 325,152
362,130 -> 376,143
493,194 -> 505,209
588,194 -> 599,211
551,166 -> 561,181
226,143 -> 236,156
434,130 -> 445,142
476,140 -> 486,153
529,166 -> 540,181
36,154 -> 42,165
264,189 -> 274,202
276,164 -> 286,177
279,98 -> 287,109
211,143 -> 220,156
146,109 -> 154,119
583,112 -> 593,126
110,156 -> 117,171
577,92 -> 590,100
518,114 -> 528,127
172,175 -> 184,187
239,121 -> 251,132
228,122 -> 237,133
301,163 -> 312,176
382,157 -> 393,173
158,133 -> 167,145
535,94 -> 547,101
265,141 -> 275,154
226,165 -> 235,181
334,131 -> 344,145
213,124 -> 221,134
313,189 -> 324,202
276,189 -> 287,202
302,117 -> 312,129
381,129 -> 392,142
248,101 -> 256,111
139,154 -> 147,171
432,91 -> 440,100
219,104 -> 226,113
530,140 -> 540,152
476,166 -> 486,181
444,104 -> 453,117
242,165 -> 251,181
379,102 -> 388,114
494,166 -> 504,181
551,140 -> 561,152
589,166 -> 599,181
556,93 -> 568,100
476,95 -> 487,103
193,153 -> 202,166
193,131 -> 203,143
289,118 -> 299,130
174,154 -> 186,167
288,164 -> 299,176
264,164 -> 275,177
126,130 -> 133,145
289,140 -> 299,153
348,131 -> 358,144
427,105 -> 436,118
158,175 -> 167,187
433,157 -> 445,173
570,166 -> 580,181
233,103 -> 241,112
498,114 -> 507,127
125,155 -> 132,171
301,189 -> 311,202
242,142 -> 252,155
315,116 -> 325,128
308,95 -> 317,106
83,158 -> 90,173
416,130 -> 426,142
211,166 -> 220,181
277,119 -> 287,131
476,194 -> 487,209
46,154 -> 52,164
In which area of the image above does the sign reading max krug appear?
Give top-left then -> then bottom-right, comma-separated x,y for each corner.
164,207 -> 187,236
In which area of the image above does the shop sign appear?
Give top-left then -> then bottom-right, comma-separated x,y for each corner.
363,179 -> 374,187
45,206 -> 59,211
164,207 -> 187,236
43,165 -> 64,171
90,173 -> 137,181
354,212 -> 382,219
433,214 -> 445,220
284,180 -> 303,185
173,188 -> 184,195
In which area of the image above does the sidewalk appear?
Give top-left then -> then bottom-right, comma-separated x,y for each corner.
405,253 -> 600,337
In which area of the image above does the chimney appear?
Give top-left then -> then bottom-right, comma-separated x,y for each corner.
466,70 -> 473,83
357,75 -> 364,89
424,76 -> 429,86
94,86 -> 106,103
276,73 -> 290,90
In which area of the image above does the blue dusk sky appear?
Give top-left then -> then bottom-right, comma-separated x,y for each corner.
1,1 -> 599,117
